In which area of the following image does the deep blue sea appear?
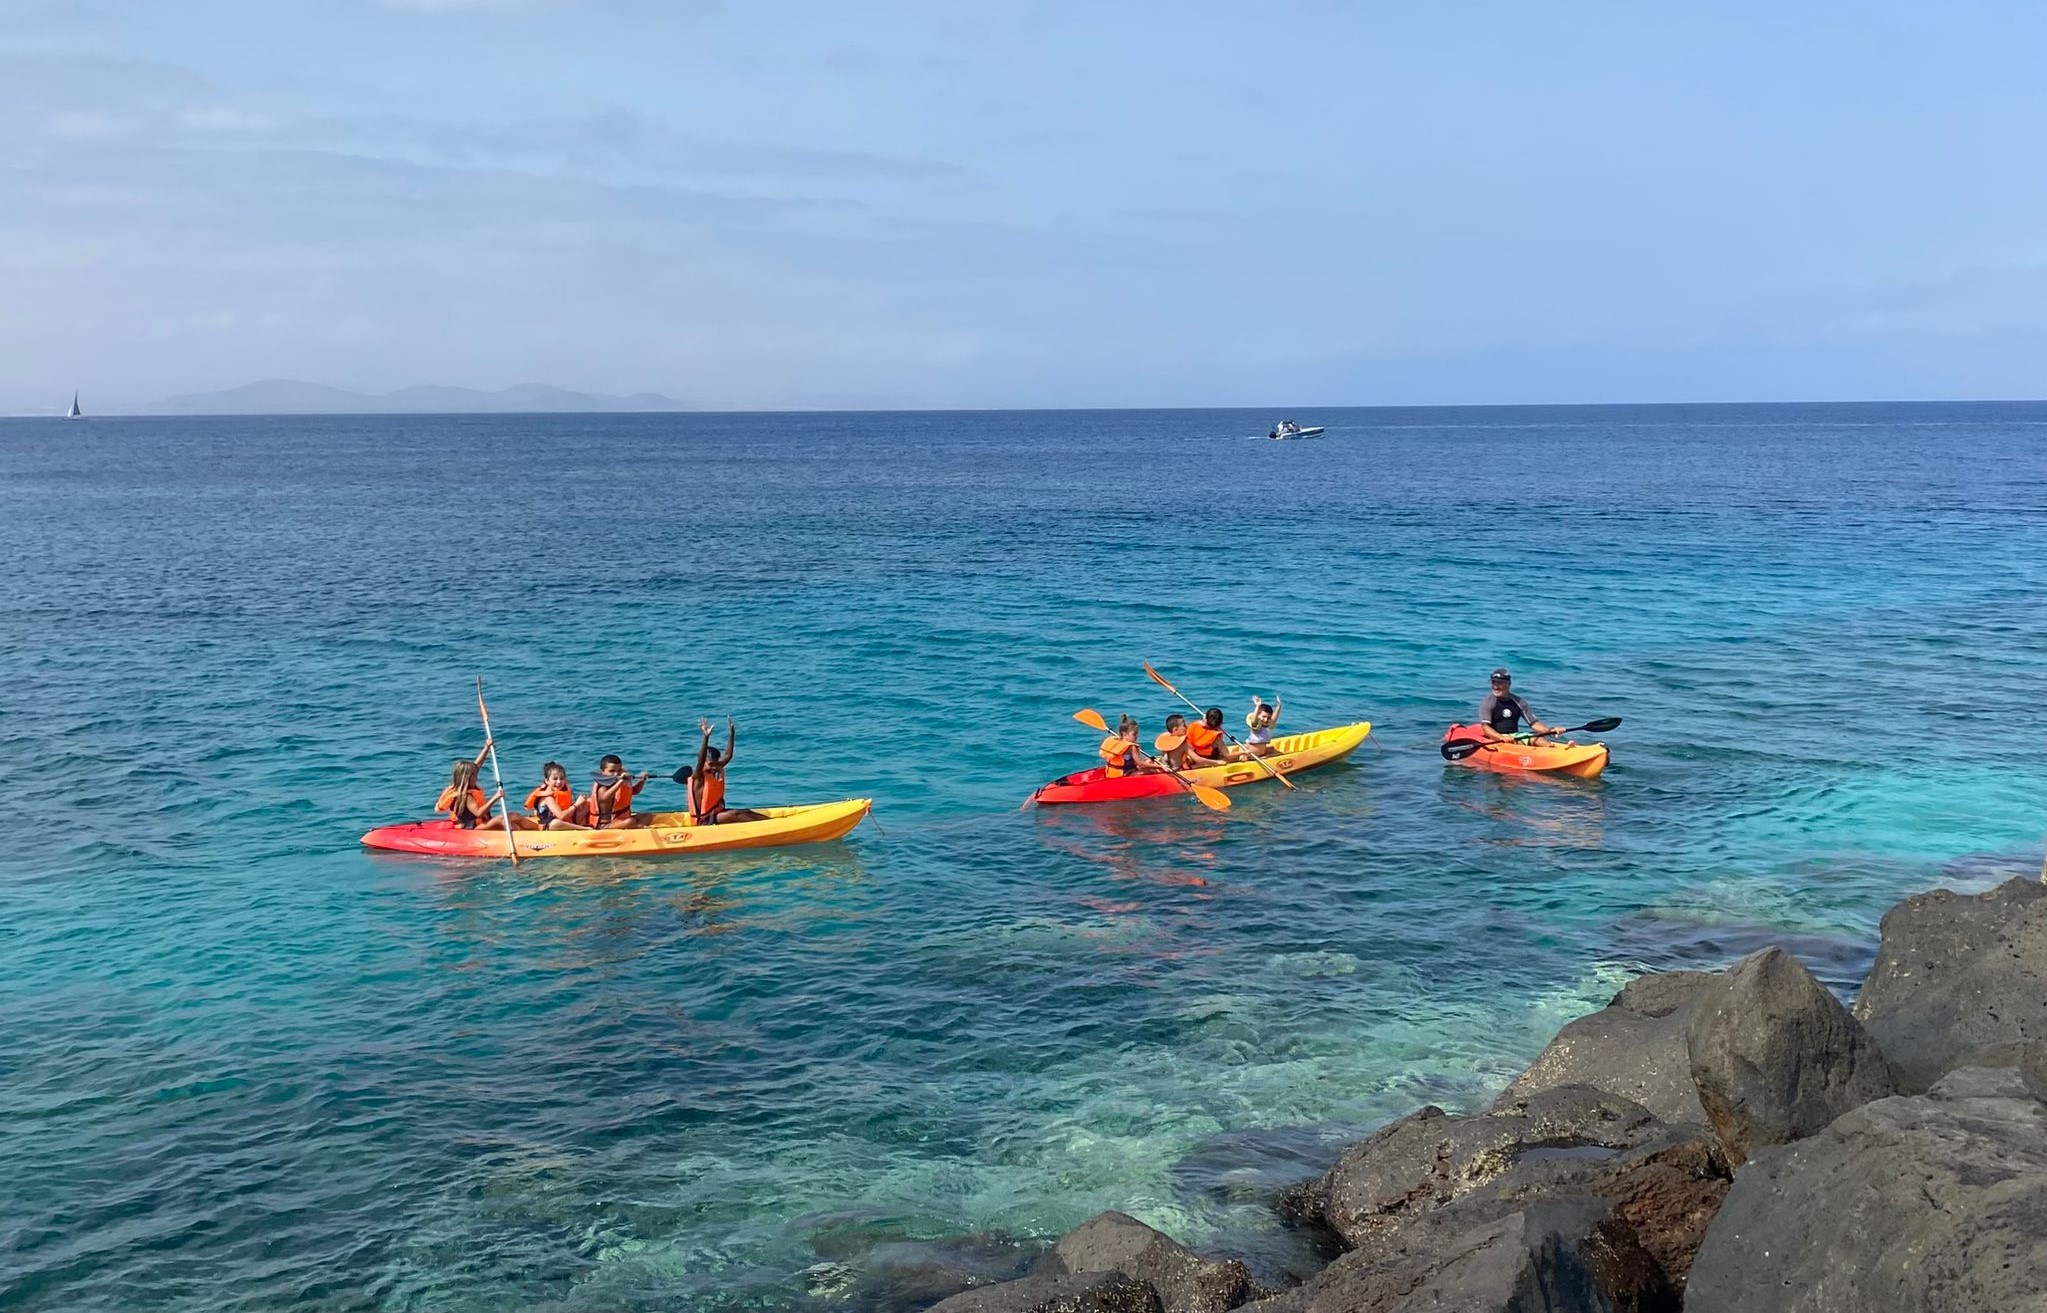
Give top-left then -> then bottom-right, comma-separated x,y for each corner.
2,403 -> 2044,1311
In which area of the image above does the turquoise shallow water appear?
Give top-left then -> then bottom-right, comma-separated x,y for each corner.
2,403 -> 2044,1310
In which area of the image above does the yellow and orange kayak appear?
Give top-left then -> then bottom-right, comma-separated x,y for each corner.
361,799 -> 872,859
1442,725 -> 1608,779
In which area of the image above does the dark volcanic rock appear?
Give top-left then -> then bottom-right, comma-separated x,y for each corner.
1685,1068 -> 2047,1313
1566,1128 -> 1727,1291
1280,1086 -> 1722,1305
1403,1120 -> 1725,1298
1036,1212 -> 1257,1313
1853,876 -> 2047,1093
1684,946 -> 1895,1163
1494,971 -> 1715,1125
1312,1086 -> 1661,1247
2024,1041 -> 2047,1103
927,1267 -> 1161,1313
1243,1196 -> 1649,1313
1414,1121 -> 1730,1294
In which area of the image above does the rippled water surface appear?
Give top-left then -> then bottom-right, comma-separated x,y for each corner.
3,403 -> 2044,1310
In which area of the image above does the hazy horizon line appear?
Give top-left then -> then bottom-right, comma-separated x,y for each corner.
13,396 -> 2047,421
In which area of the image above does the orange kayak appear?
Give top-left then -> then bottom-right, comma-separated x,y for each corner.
1442,725 -> 1609,779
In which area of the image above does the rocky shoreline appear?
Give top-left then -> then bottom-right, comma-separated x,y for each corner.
910,875 -> 2047,1313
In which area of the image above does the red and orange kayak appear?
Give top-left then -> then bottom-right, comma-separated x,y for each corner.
1442,725 -> 1609,779
1031,722 -> 1371,805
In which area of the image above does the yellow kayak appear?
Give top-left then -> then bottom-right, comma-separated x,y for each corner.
1032,721 -> 1372,803
361,799 -> 872,859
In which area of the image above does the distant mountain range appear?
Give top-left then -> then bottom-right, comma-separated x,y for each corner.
138,380 -> 690,415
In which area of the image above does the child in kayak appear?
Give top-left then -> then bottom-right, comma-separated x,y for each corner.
1099,715 -> 1161,778
1182,708 -> 1229,765
436,747 -> 507,830
1158,714 -> 1192,771
1238,696 -> 1283,757
693,717 -> 767,824
523,761 -> 588,830
589,754 -> 652,829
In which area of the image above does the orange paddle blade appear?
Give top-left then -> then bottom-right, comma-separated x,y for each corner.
1189,783 -> 1231,811
1141,661 -> 1179,696
1073,708 -> 1110,732
1154,733 -> 1186,752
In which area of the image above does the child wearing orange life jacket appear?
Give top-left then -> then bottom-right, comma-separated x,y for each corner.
1098,714 -> 1159,778
692,717 -> 767,824
1182,708 -> 1229,765
435,750 -> 507,830
522,761 -> 588,830
588,754 -> 652,829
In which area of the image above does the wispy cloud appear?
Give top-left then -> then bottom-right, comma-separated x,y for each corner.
0,50 -> 1062,407
0,54 -> 962,190
343,109 -> 967,186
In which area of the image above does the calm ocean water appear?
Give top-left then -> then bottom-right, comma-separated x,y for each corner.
2,403 -> 2044,1311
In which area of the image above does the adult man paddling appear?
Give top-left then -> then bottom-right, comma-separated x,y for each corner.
1476,668 -> 1558,741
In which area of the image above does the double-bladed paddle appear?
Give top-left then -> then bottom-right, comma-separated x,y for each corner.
1072,708 -> 1231,812
1142,661 -> 1297,790
1439,717 -> 1623,761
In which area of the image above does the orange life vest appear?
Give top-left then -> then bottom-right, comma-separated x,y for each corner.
436,785 -> 489,824
1099,736 -> 1140,778
1184,723 -> 1225,758
591,774 -> 640,827
693,766 -> 726,818
525,784 -> 576,821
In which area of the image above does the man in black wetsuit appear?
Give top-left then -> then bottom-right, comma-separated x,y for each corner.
1476,668 -> 1557,741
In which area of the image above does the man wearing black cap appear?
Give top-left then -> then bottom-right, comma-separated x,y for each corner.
1476,668 -> 1556,741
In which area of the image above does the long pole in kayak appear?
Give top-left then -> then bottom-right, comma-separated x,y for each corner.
476,677 -> 519,865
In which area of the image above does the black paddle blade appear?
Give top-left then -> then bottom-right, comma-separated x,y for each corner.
667,767 -> 692,784
1440,738 -> 1487,761
1578,716 -> 1622,734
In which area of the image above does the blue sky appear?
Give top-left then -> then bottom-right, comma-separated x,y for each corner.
5,0 -> 2047,409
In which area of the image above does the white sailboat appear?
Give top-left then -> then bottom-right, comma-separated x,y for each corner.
65,392 -> 83,420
